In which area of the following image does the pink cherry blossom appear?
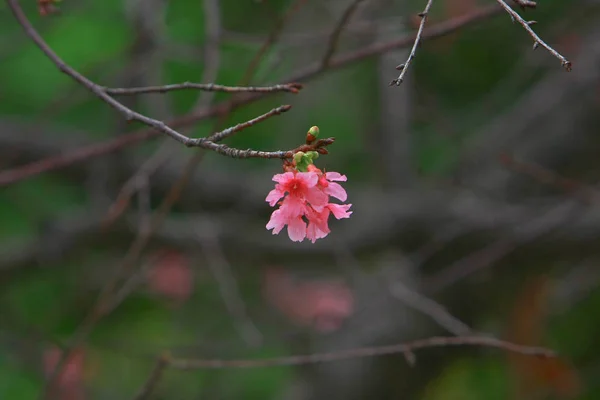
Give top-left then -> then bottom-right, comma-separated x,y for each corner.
262,267 -> 354,333
266,165 -> 352,243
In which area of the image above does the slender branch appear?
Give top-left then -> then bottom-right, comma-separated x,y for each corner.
512,0 -> 537,9
194,223 -> 263,347
389,280 -> 472,336
240,0 -> 309,84
205,104 -> 290,142
320,0 -> 366,69
104,82 -> 303,96
133,353 -> 171,400
0,6 -> 502,187
495,0 -> 572,70
390,0 -> 434,86
169,336 -> 554,369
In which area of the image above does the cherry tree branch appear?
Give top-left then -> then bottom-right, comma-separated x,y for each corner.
390,0 -> 434,86
495,0 -> 572,70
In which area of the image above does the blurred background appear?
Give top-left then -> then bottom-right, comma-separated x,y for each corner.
1,0 -> 600,399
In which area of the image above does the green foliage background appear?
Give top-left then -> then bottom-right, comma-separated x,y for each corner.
1,0 -> 599,399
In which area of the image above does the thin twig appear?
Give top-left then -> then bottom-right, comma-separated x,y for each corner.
495,0 -> 571,70
169,336 -> 554,369
499,153 -> 599,203
320,0 -> 366,69
133,353 -> 171,400
390,0 -> 434,86
240,0 -> 309,84
0,6 -> 502,187
104,82 -> 303,96
194,222 -> 263,347
389,280 -> 472,336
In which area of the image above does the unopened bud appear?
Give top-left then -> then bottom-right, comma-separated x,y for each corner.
306,126 -> 320,143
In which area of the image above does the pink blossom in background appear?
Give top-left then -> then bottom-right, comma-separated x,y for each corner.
43,346 -> 86,400
262,268 -> 354,333
147,249 -> 193,305
266,166 -> 352,243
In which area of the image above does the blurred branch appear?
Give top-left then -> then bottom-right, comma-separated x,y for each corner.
390,0 -> 434,86
194,222 -> 263,347
133,352 -> 171,400
168,336 -> 553,369
0,5 -> 502,187
320,0 -> 366,69
105,82 -> 303,95
240,0 -> 309,84
499,153 -> 600,204
495,0 -> 572,70
388,279 -> 472,335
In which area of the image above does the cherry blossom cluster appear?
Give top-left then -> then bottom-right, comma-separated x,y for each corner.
265,126 -> 352,243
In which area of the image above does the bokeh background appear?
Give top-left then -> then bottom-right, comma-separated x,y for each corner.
1,0 -> 600,399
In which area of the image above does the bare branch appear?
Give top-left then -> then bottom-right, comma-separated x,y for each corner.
240,0 -> 310,84
495,0 -> 572,70
104,82 -> 303,96
194,222 -> 263,347
390,0 -> 434,86
169,336 -> 554,369
133,353 -> 171,400
320,0 -> 367,69
512,0 -> 537,9
389,280 -> 472,336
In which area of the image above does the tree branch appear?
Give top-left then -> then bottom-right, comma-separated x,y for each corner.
169,336 -> 553,369
390,0 -> 434,86
104,82 -> 303,96
495,0 -> 572,70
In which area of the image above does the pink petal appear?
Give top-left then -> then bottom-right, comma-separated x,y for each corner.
327,203 -> 352,219
272,172 -> 294,183
306,222 -> 329,243
280,196 -> 306,218
325,172 -> 347,182
265,188 -> 284,206
324,182 -> 347,202
296,171 -> 318,187
266,209 -> 286,234
305,187 -> 329,210
287,217 -> 307,242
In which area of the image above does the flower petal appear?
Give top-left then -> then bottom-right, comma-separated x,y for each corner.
287,217 -> 306,242
272,172 -> 295,183
266,209 -> 286,234
325,172 -> 347,182
306,222 -> 329,243
280,196 -> 306,218
327,203 -> 352,219
297,171 -> 318,187
265,188 -> 284,206
305,187 -> 329,209
324,182 -> 347,202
